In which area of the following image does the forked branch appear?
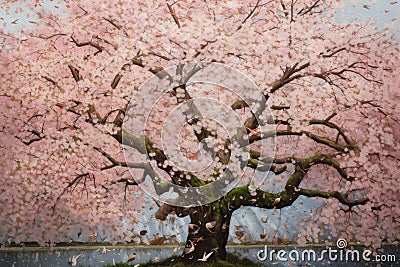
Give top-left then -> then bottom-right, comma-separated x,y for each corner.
298,188 -> 368,208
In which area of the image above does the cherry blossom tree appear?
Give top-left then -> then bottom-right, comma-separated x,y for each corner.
1,0 -> 399,263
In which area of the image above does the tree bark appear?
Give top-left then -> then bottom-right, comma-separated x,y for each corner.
179,205 -> 231,262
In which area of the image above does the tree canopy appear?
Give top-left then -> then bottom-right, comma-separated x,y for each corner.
0,0 -> 399,256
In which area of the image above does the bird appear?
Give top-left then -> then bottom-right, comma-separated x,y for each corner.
282,233 -> 290,245
198,251 -> 214,261
68,254 -> 81,266
234,224 -> 244,230
235,230 -> 245,240
188,224 -> 200,235
205,221 -> 217,232
88,232 -> 98,243
139,230 -> 147,235
101,246 -> 110,255
260,227 -> 268,239
184,240 -> 195,254
127,252 -> 136,262
246,127 -> 260,136
187,223 -> 197,229
77,228 -> 82,239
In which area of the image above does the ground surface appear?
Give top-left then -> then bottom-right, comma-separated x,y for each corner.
104,253 -> 264,267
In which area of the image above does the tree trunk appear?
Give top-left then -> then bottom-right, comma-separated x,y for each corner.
180,205 -> 232,262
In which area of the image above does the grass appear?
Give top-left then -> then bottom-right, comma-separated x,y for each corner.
103,253 -> 264,267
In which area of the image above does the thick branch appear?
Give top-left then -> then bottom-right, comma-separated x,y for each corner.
250,129 -> 354,152
110,178 -> 138,186
247,157 -> 287,174
155,204 -> 196,221
269,62 -> 310,93
250,151 -> 353,182
222,166 -> 365,214
309,112 -> 358,150
223,185 -> 298,212
298,188 -> 368,208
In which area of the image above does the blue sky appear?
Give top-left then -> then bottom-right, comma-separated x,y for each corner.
336,1 -> 399,33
